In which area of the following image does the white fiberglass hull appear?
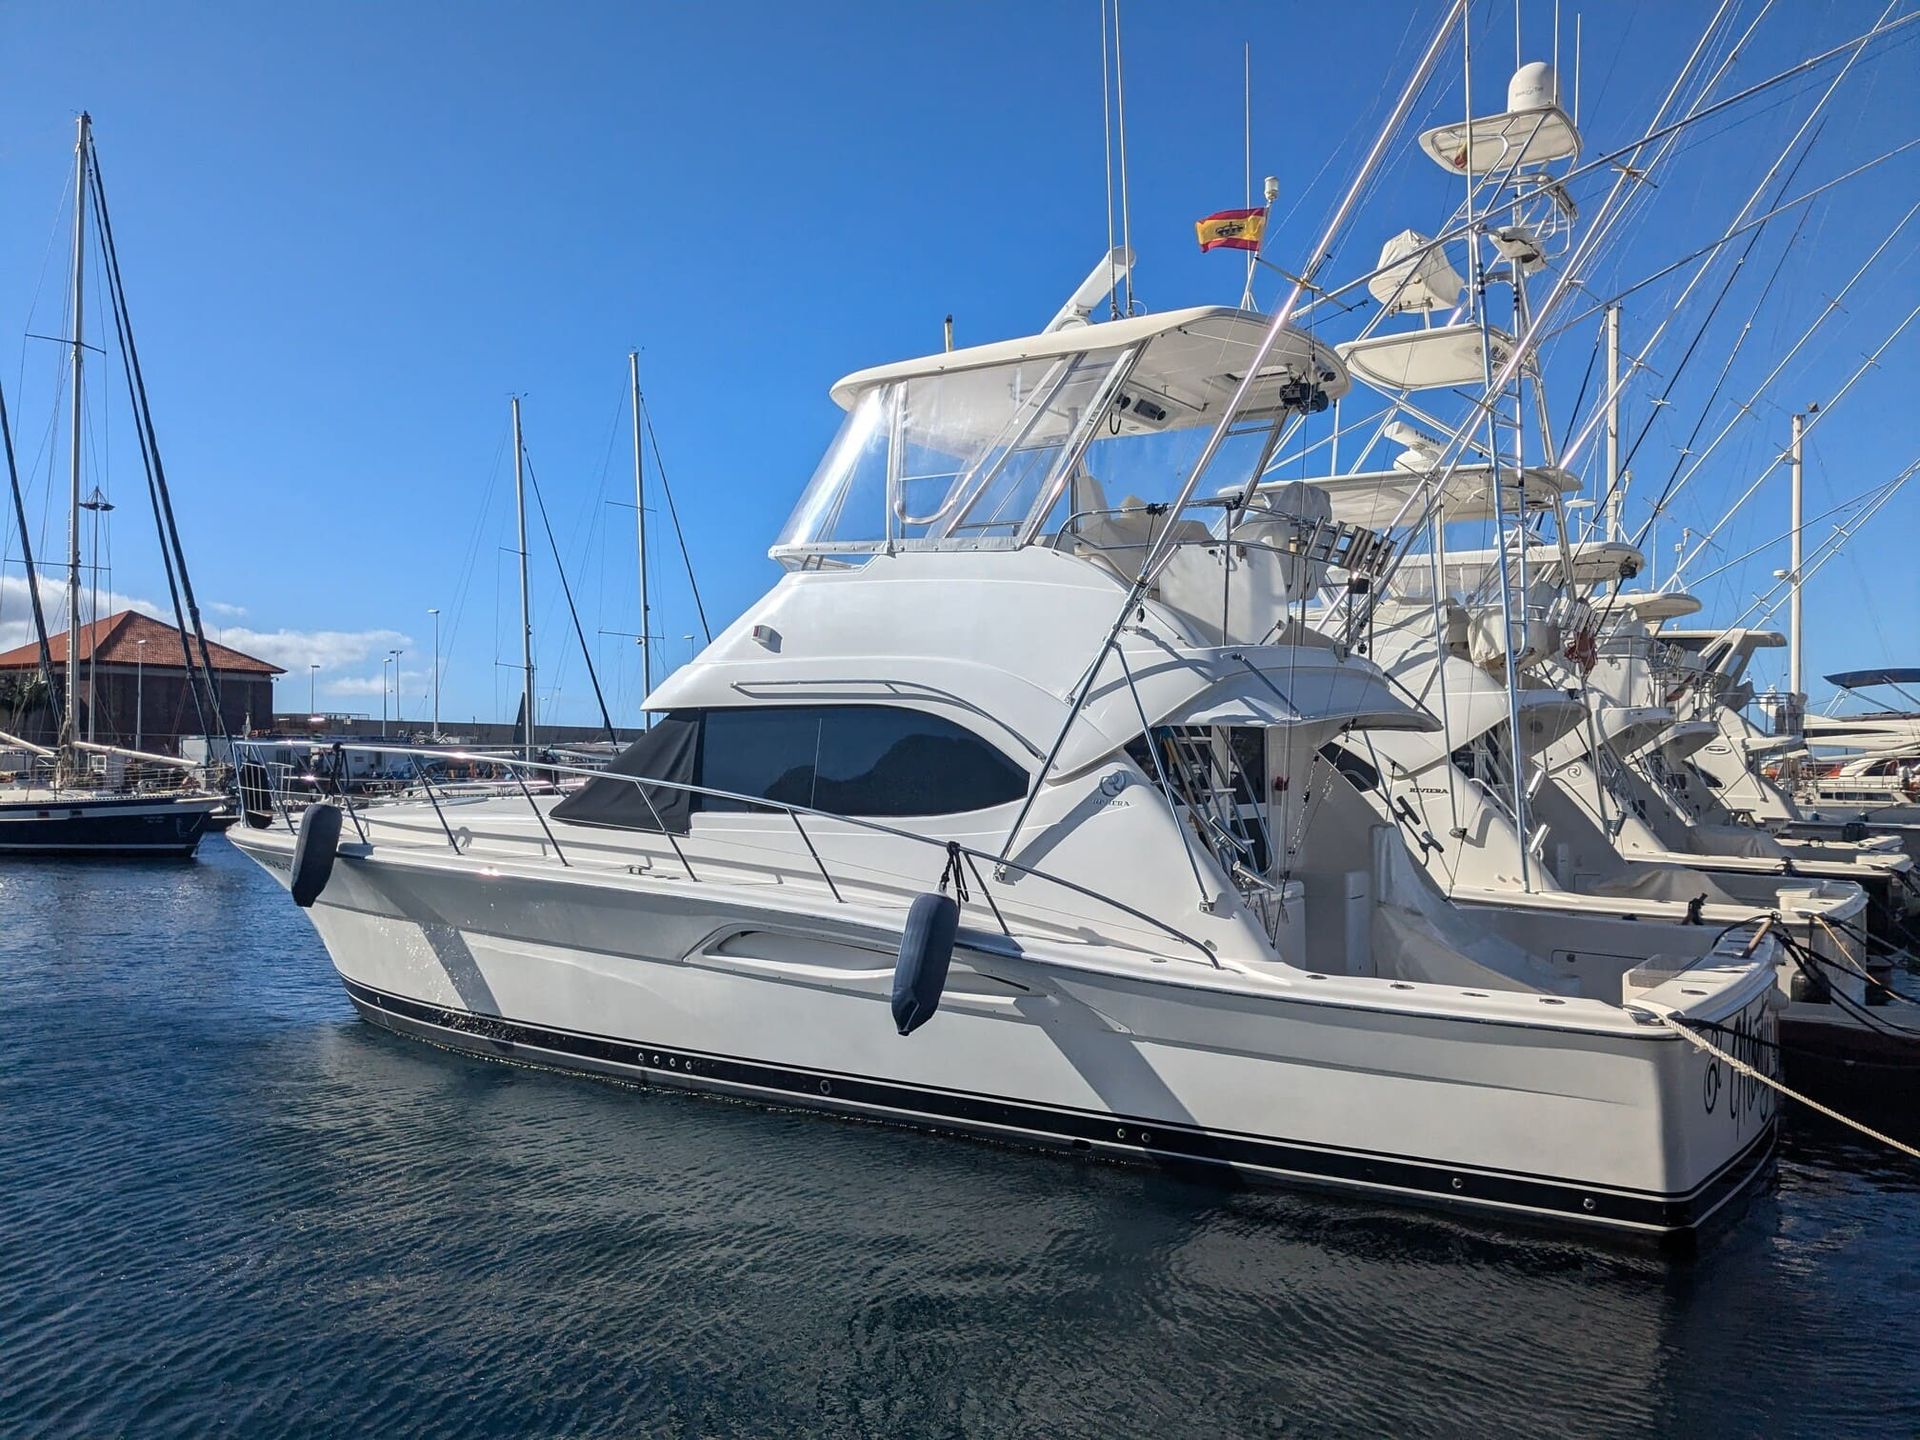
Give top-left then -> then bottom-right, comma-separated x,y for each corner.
236,827 -> 1778,1241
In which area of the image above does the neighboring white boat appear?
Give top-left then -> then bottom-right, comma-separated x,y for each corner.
1791,670 -> 1920,813
234,297 -> 1781,1240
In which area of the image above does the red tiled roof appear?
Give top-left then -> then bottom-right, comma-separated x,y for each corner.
0,610 -> 284,675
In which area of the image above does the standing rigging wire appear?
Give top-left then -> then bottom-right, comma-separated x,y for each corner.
582,380 -> 631,714
1684,472 -> 1913,590
0,381 -> 56,694
1352,0 -> 1755,619
1592,131 -> 1821,534
1828,455 -> 1898,670
1541,139 -> 1920,344
1728,459 -> 1920,634
435,428 -> 510,725
1296,5 -> 1920,343
1629,185 -> 1815,528
640,404 -> 711,645
1553,324 -> 1603,468
1668,298 -> 1920,586
1636,199 -> 1920,550
527,387 -> 627,724
520,447 -> 617,742
1553,0 -> 1887,490
82,144 -> 215,744
86,141 -> 226,737
13,159 -> 76,471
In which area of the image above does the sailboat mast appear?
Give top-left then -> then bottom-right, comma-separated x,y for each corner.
63,113 -> 90,751
628,351 -> 651,707
512,395 -> 534,760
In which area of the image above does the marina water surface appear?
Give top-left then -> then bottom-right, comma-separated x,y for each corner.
2,838 -> 1916,1439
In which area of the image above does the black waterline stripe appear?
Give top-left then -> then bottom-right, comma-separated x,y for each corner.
341,979 -> 1775,1233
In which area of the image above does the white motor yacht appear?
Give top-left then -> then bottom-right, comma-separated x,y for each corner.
1292,538 -> 1873,1009
234,298 -> 1780,1240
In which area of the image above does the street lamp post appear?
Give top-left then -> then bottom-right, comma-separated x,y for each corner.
135,638 -> 146,750
310,663 -> 319,715
390,648 -> 403,735
382,656 -> 392,738
427,608 -> 441,740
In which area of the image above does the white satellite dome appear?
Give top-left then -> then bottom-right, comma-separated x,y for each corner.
1508,61 -> 1559,112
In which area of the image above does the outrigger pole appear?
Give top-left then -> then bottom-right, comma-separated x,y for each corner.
996,0 -> 1467,870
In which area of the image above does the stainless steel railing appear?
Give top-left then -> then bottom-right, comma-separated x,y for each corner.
234,738 -> 1225,969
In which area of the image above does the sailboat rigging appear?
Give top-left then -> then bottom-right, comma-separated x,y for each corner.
0,113 -> 226,857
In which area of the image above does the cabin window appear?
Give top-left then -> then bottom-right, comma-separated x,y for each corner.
1320,742 -> 1380,793
699,705 -> 1027,817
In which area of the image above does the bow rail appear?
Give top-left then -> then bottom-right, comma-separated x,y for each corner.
233,737 -> 1224,970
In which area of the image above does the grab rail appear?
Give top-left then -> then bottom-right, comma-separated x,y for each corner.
233,738 -> 1224,969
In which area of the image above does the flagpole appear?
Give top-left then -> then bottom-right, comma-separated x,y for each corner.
1243,42 -> 1254,307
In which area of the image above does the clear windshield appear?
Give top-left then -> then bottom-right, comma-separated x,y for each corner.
772,334 -> 1287,561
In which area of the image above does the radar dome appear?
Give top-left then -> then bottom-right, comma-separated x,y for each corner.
1507,61 -> 1558,112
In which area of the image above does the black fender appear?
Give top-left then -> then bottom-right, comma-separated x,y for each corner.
891,892 -> 959,1036
291,802 -> 343,908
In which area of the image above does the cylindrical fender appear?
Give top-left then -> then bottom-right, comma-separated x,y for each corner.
291,802 -> 343,908
891,892 -> 959,1036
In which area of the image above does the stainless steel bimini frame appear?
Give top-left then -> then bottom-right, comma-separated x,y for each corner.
234,738 -> 1224,970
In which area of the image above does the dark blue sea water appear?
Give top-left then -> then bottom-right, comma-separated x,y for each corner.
3,837 -> 1917,1438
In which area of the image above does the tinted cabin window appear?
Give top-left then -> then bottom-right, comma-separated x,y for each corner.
700,705 -> 1027,817
1320,742 -> 1380,793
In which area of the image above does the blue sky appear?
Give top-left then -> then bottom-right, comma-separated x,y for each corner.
1,0 -> 1915,727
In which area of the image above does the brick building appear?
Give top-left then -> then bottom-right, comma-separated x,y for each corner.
0,610 -> 282,754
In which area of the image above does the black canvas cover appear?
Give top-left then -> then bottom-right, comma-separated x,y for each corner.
1826,668 -> 1920,691
551,711 -> 699,833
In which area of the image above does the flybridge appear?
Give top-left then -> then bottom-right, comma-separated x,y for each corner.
775,306 -> 1350,563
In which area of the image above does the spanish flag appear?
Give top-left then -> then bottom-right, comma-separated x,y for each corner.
1195,206 -> 1266,253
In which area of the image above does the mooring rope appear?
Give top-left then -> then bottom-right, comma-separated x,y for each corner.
1812,915 -> 1920,1005
1644,1007 -> 1920,1161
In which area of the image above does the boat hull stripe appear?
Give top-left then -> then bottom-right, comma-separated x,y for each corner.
339,977 -> 1775,1236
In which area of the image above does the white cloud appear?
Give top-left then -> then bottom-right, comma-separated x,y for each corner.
326,666 -> 428,698
0,574 -> 163,655
205,624 -> 412,675
0,578 -> 415,690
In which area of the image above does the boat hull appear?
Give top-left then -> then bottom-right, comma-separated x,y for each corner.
340,971 -> 1777,1240
239,834 -> 1780,1242
0,792 -> 220,857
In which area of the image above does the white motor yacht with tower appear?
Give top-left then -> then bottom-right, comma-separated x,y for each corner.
233,245 -> 1783,1239
1240,56 -> 1882,1037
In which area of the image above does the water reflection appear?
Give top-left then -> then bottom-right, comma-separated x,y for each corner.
1,839 -> 1916,1437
